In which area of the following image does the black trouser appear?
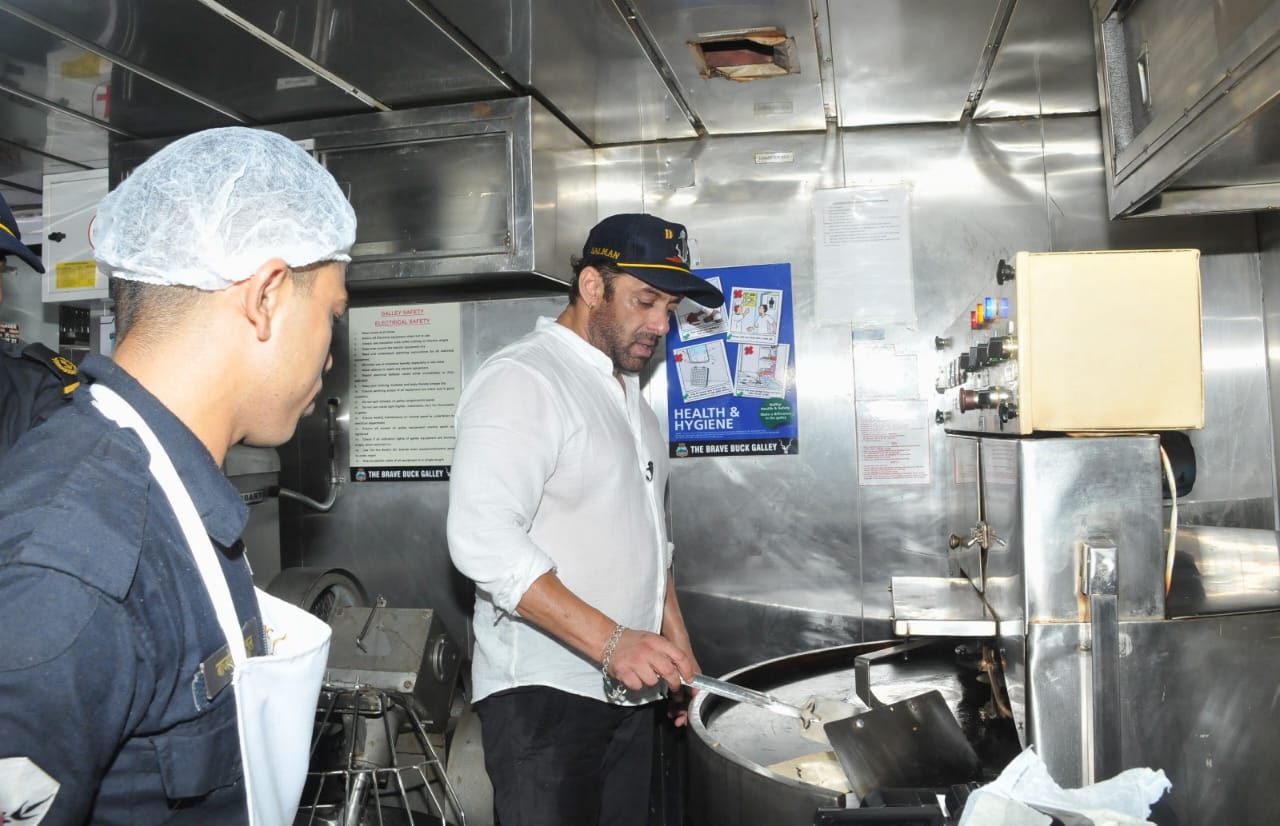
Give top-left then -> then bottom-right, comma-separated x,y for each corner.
475,685 -> 656,826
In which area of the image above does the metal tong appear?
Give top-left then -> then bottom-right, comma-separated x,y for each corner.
683,673 -> 822,728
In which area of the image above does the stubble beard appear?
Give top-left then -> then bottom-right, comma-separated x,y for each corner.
587,303 -> 656,375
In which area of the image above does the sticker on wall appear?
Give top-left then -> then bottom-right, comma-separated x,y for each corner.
666,263 -> 798,458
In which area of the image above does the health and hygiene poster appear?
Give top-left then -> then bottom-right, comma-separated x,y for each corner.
666,263 -> 798,458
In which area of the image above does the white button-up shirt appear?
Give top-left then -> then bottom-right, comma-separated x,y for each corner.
447,317 -> 671,704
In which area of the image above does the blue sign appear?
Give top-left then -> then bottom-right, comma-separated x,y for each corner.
665,263 -> 799,458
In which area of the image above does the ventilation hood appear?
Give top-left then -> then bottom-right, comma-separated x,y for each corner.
1093,0 -> 1280,217
110,97 -> 596,293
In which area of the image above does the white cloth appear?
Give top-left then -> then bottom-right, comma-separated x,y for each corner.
958,748 -> 1171,826
448,317 -> 671,705
91,384 -> 332,826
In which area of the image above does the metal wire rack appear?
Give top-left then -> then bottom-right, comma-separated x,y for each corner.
295,685 -> 466,826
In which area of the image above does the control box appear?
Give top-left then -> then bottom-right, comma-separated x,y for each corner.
42,167 -> 109,303
934,249 -> 1203,435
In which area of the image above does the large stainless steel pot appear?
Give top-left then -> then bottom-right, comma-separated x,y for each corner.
687,639 -> 1012,826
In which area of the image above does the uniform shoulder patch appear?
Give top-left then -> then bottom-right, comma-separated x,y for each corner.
20,342 -> 80,394
0,756 -> 59,825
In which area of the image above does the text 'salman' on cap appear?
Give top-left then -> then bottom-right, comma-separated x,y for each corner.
582,213 -> 724,308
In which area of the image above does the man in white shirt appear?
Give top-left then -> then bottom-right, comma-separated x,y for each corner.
447,213 -> 724,826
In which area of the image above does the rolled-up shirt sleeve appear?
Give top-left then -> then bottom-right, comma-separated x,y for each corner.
448,361 -> 566,613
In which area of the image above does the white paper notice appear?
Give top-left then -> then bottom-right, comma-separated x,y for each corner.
853,344 -> 919,401
856,400 -> 931,486
348,303 -> 462,476
813,185 -> 915,326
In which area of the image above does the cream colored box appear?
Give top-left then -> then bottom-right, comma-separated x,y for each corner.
1013,248 -> 1203,433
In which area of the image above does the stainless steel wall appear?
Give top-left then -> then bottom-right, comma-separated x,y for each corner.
1262,212 -> 1280,529
280,294 -> 567,653
282,115 -> 1273,678
630,115 -> 1269,675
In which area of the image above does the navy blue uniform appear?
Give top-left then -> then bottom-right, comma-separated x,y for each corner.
0,340 -> 79,461
0,354 -> 262,825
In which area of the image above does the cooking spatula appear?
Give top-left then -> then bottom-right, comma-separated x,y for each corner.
684,673 -> 822,728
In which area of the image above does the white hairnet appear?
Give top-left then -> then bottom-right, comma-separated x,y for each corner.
93,126 -> 357,290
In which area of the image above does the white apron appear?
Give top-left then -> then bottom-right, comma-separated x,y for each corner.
91,384 -> 331,826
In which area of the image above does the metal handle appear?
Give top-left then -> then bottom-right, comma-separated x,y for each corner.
355,595 -> 387,653
1081,538 -> 1121,782
684,673 -> 820,726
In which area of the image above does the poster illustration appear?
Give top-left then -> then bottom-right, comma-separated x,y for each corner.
733,343 -> 790,399
671,339 -> 734,403
666,263 -> 799,458
726,287 -> 783,346
673,276 -> 728,342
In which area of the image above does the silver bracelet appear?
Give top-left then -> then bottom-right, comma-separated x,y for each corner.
600,623 -> 628,701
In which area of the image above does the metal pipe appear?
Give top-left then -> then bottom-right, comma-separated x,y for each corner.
277,399 -> 343,512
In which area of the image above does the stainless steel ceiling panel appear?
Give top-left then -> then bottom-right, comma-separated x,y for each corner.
973,0 -> 1099,119
0,12 -> 236,139
0,11 -> 93,116
209,0 -> 512,106
637,0 -> 826,135
0,94 -> 105,209
531,0 -> 697,144
4,0 -> 366,122
436,0 -> 696,144
107,71 -> 240,137
432,0 -> 530,84
0,136 -> 96,177
0,91 -> 108,168
831,0 -> 1000,127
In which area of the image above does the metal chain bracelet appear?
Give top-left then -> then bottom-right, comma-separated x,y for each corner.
600,623 -> 628,702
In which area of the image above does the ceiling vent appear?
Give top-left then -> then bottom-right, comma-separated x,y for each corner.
689,28 -> 800,82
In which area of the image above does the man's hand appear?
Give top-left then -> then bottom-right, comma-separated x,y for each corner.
666,681 -> 698,728
604,629 -> 695,693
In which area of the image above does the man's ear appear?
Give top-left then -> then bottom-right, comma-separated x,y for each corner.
580,265 -> 605,308
240,258 -> 290,342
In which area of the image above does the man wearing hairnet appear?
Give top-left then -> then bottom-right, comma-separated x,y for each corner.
0,127 -> 355,825
0,191 -> 80,461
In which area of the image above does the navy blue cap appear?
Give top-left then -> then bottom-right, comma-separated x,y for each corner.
582,213 -> 723,307
0,193 -> 44,273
